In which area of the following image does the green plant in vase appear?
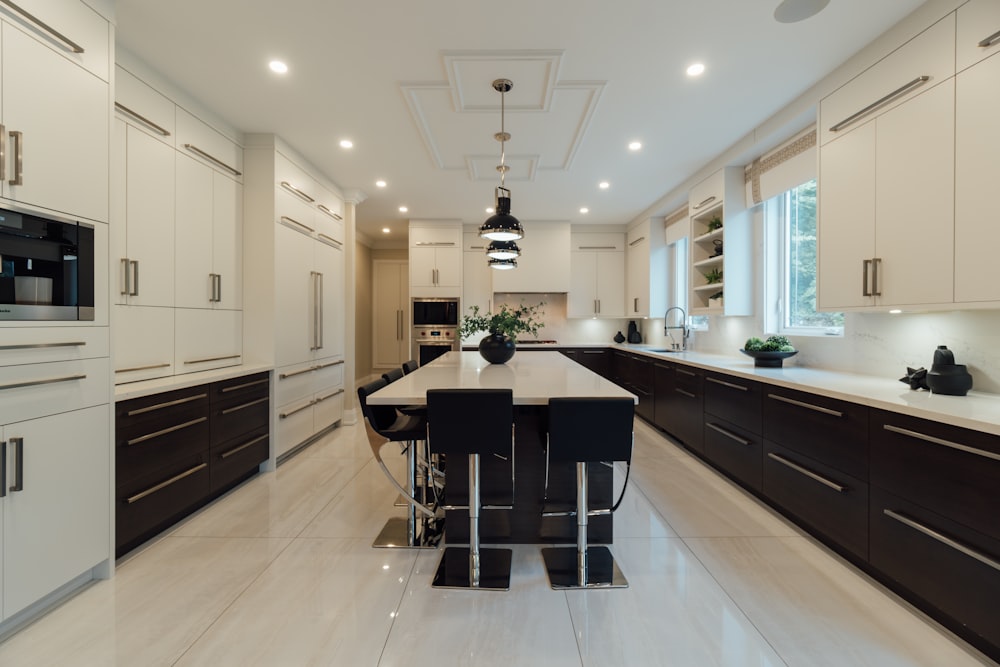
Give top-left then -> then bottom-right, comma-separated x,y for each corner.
706,216 -> 723,232
704,267 -> 723,285
461,302 -> 546,364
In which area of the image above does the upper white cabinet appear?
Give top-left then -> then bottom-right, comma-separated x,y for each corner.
462,232 -> 492,317
568,232 -> 624,319
625,220 -> 667,318
175,109 -> 243,183
115,66 -> 174,143
409,223 -> 461,297
491,222 -> 570,293
956,0 -> 1000,72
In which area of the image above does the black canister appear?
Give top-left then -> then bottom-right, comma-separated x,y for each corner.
926,345 -> 973,396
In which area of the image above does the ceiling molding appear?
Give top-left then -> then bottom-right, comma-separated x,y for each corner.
466,155 -> 539,182
443,50 -> 563,112
400,83 -> 452,169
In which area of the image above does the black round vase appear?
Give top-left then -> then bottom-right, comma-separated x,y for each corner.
478,333 -> 516,364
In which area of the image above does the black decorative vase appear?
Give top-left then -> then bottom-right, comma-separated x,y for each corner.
479,333 -> 516,364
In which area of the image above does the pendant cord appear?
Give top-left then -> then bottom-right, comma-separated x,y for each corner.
499,87 -> 506,189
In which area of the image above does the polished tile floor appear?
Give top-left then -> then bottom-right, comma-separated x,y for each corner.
1,419 -> 995,666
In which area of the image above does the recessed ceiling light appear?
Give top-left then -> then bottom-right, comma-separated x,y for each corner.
889,309 -> 902,314
375,180 -> 387,188
579,207 -> 589,214
599,181 -> 610,190
774,0 -> 830,23
268,60 -> 288,74
339,139 -> 353,149
628,141 -> 642,151
398,206 -> 408,213
382,227 -> 391,234
486,207 -> 495,214
686,63 -> 706,77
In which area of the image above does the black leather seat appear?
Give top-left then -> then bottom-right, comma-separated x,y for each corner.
382,367 -> 404,385
402,359 -> 419,375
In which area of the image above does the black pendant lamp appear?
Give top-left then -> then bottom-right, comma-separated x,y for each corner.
480,79 -> 524,249
486,239 -> 520,260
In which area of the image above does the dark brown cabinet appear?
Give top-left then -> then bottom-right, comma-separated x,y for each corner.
611,351 -> 654,423
652,361 -> 703,452
703,373 -> 762,491
559,347 -> 609,376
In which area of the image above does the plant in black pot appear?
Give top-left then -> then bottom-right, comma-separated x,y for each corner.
460,302 -> 545,364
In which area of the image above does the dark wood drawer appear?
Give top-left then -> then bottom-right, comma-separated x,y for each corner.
116,385 -> 210,429
560,348 -> 609,377
210,388 -> 269,444
703,416 -> 762,492
763,440 -> 868,560
871,409 -> 1000,542
116,401 -> 210,489
870,487 -> 1000,657
763,387 -> 868,480
668,366 -> 703,452
704,372 -> 761,434
210,372 -> 269,405
211,425 -> 268,494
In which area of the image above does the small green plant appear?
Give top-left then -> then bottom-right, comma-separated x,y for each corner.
706,216 -> 723,232
744,335 -> 795,352
705,268 -> 723,284
709,291 -> 724,301
460,302 -> 545,341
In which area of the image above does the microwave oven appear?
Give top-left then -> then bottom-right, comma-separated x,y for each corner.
0,207 -> 95,321
412,298 -> 459,326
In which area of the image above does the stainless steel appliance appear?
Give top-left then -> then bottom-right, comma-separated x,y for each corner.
0,207 -> 94,320
412,297 -> 459,366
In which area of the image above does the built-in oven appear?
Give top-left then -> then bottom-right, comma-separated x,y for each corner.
412,297 -> 458,327
411,297 -> 460,366
0,206 -> 95,321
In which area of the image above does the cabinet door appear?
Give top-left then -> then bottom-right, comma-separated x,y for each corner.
434,247 -> 462,288
373,261 -> 406,368
462,250 -> 492,318
3,405 -> 110,620
568,251 -> 597,318
112,305 -> 174,384
174,308 -> 242,373
1,23 -> 108,222
175,154 -> 214,308
818,122 -> 876,310
213,174 -> 242,310
314,239 -> 343,358
409,247 -> 437,288
626,237 -> 649,316
274,222 -> 315,367
596,251 -> 625,318
956,0 -> 1000,72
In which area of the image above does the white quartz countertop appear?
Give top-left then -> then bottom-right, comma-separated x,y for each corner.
366,351 -> 637,405
114,363 -> 273,401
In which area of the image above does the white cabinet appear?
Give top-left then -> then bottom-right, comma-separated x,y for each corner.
174,309 -> 242,373
373,260 -> 409,368
687,168 -> 752,315
568,233 -> 624,318
409,223 -> 461,297
956,0 -> 1000,72
462,233 -> 492,318
625,220 -> 668,318
491,222 -> 570,293
112,305 -> 174,383
275,219 -> 318,368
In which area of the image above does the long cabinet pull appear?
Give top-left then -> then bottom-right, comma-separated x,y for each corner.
767,452 -> 845,493
221,396 -> 268,415
317,204 -> 342,220
0,341 -> 85,351
0,0 -> 85,52
220,434 -> 268,460
126,463 -> 207,504
126,417 -> 208,446
862,259 -> 872,297
829,75 -> 929,132
882,424 -> 1000,462
184,354 -> 241,365
628,236 -> 646,247
767,393 -> 844,418
583,350 -> 604,355
692,196 -> 716,211
675,388 -> 696,398
221,378 -> 269,393
871,257 -> 881,297
706,376 -> 749,391
883,509 -> 1000,573
676,368 -> 697,377
0,440 -> 6,498
279,180 -> 315,202
706,422 -> 751,446
130,260 -> 139,296
414,241 -> 456,246
114,102 -> 171,136
280,399 -> 316,419
977,28 -> 1000,49
0,123 -> 6,182
120,258 -> 130,296
279,215 -> 314,234
278,366 -> 315,380
578,245 -> 618,250
317,233 -> 342,248
0,374 -> 86,391
183,143 -> 241,176
315,360 -> 344,370
9,130 -> 23,185
315,388 -> 345,404
309,271 -> 320,350
318,271 -> 324,350
116,362 -> 170,374
9,437 -> 23,492
127,393 -> 207,417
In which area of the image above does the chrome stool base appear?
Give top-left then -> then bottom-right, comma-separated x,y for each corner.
432,546 -> 512,591
372,516 -> 443,549
541,546 -> 627,590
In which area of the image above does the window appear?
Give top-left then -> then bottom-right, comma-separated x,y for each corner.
765,179 -> 843,335
665,236 -> 708,330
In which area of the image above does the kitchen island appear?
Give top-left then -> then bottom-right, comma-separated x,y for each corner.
367,351 -> 637,544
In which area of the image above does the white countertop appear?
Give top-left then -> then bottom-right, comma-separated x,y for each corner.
366,351 -> 637,405
114,363 -> 273,401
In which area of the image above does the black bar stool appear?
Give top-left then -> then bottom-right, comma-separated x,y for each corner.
402,359 -> 419,375
427,388 -> 514,591
382,367 -> 404,384
541,396 -> 635,589
357,378 -> 441,549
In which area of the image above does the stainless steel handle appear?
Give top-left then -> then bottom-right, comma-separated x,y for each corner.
317,233 -> 342,248
221,397 -> 269,415
309,271 -> 320,350
318,272 -> 324,350
126,463 -> 207,504
872,257 -> 881,297
675,388 -> 696,398
125,417 -> 208,446
279,215 -> 314,234
830,76 -> 929,132
862,259 -> 872,297
183,354 -> 241,365
676,368 -> 697,377
469,245 -> 485,250
217,273 -> 222,302
593,299 -> 598,314
706,422 -> 751,446
0,374 -> 86,391
314,360 -> 344,369
415,241 -> 456,246
883,509 -> 1000,573
977,29 -> 1000,48
315,388 -> 345,404
9,437 -> 23,492
396,310 -> 402,340
706,376 -> 749,392
220,434 -> 268,460
209,273 -> 218,302
633,297 -> 639,312
317,204 -> 342,220
0,123 -> 6,183
628,236 -> 646,246
583,350 -> 603,354
280,399 -> 317,419
0,440 -> 6,498
8,130 -> 22,186
126,393 -> 207,416
130,260 -> 139,296
578,246 -> 618,250
114,102 -> 171,136
0,1 -> 85,52
116,362 -> 171,374
0,341 -> 85,351
221,378 -> 269,393
692,196 -> 716,211
278,366 -> 316,380
767,452 -> 845,493
183,143 -> 241,176
882,424 -> 1000,462
279,180 -> 315,202
120,258 -> 130,296
767,393 -> 844,418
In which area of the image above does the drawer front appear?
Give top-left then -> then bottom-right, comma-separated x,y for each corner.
763,440 -> 868,560
211,389 -> 268,445
313,387 -> 345,432
175,108 -> 242,180
673,365 -> 702,392
870,487 -> 1000,654
115,66 -> 175,141
704,372 -> 761,434
313,358 -> 345,393
276,360 -> 317,406
117,402 -> 210,488
116,385 -> 210,428
670,387 -> 704,452
116,452 -> 211,556
210,425 -> 268,494
276,397 -> 315,457
0,357 -> 110,425
703,417 -> 762,492
0,327 -> 108,367
763,387 -> 868,480
210,372 -> 269,405
871,409 -> 1000,542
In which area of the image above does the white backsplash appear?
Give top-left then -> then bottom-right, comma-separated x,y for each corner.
492,293 -> 630,345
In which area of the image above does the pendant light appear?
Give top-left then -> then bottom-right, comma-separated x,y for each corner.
479,78 -> 524,250
486,239 -> 520,260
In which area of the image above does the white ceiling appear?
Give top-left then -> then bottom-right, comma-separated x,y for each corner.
114,0 -> 925,241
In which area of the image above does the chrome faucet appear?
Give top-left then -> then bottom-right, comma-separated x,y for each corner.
663,306 -> 689,352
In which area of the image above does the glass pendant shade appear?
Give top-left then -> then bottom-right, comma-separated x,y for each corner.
488,257 -> 517,270
486,240 -> 520,260
479,187 -> 523,241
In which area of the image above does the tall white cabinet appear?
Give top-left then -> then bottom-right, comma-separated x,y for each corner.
244,136 -> 346,460
462,232 -> 492,317
625,219 -> 668,318
373,260 -> 410,369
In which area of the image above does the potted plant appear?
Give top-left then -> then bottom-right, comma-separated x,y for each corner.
706,216 -> 723,232
460,302 -> 545,364
705,267 -> 723,285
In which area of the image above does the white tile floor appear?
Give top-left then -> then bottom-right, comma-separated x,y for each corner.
1,418 -> 995,666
